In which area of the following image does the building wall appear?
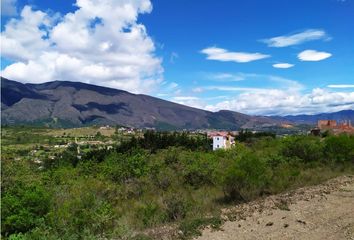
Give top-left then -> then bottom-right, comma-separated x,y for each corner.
318,120 -> 337,128
213,136 -> 226,150
317,119 -> 354,135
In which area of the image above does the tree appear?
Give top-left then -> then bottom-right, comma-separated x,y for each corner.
2,183 -> 51,236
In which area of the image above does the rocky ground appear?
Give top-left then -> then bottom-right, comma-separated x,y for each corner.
195,175 -> 354,240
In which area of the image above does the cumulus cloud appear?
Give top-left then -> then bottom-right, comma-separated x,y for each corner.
200,47 -> 270,63
185,74 -> 353,115
298,50 -> 332,61
272,63 -> 294,69
262,29 -> 329,47
1,0 -> 163,94
204,88 -> 354,115
1,0 -> 17,16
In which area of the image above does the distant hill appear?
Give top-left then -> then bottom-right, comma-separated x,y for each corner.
272,110 -> 354,125
1,77 -> 281,129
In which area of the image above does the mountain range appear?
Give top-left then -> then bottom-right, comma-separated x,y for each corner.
1,77 -> 353,130
274,110 -> 354,125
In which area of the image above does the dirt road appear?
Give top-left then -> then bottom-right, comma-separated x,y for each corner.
196,176 -> 354,240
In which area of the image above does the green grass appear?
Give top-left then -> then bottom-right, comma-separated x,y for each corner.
178,217 -> 223,239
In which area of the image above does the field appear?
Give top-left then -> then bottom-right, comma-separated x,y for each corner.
1,126 -> 354,240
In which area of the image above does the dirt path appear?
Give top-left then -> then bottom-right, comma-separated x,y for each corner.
196,176 -> 354,240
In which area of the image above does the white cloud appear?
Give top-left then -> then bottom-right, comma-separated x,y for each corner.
202,86 -> 263,92
172,96 -> 206,109
1,0 -> 17,16
194,74 -> 303,93
192,87 -> 203,93
1,0 -> 163,94
173,96 -> 199,101
186,74 -> 354,115
200,47 -> 270,63
168,82 -> 179,89
166,74 -> 352,116
298,50 -> 332,61
210,73 -> 244,81
272,63 -> 294,69
262,29 -> 329,47
169,52 -> 179,63
327,84 -> 354,88
205,88 -> 354,115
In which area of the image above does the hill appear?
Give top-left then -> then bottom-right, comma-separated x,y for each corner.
1,77 -> 280,129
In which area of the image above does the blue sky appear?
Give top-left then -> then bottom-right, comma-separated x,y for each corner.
1,0 -> 354,115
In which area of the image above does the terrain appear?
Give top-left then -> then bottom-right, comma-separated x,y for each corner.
1,77 -> 280,129
196,175 -> 354,240
2,126 -> 354,239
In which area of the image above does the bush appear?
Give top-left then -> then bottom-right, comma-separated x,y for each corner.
181,152 -> 217,188
324,135 -> 354,162
47,180 -> 117,238
281,136 -> 324,162
163,194 -> 189,221
1,183 -> 51,236
268,162 -> 301,193
179,216 -> 222,239
222,151 -> 271,201
136,202 -> 166,227
101,150 -> 149,183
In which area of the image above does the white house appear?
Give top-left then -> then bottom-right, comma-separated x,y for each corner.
210,132 -> 235,150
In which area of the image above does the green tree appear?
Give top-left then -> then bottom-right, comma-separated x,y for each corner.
2,183 -> 51,236
281,136 -> 324,162
324,135 -> 354,162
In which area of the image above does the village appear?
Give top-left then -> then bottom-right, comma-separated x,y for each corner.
3,118 -> 353,170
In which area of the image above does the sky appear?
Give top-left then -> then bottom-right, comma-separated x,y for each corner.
1,0 -> 354,115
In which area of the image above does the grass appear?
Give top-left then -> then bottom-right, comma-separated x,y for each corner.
178,217 -> 223,239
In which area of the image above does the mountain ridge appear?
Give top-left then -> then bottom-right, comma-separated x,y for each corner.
1,77 -> 353,129
1,77 -> 279,129
271,110 -> 354,124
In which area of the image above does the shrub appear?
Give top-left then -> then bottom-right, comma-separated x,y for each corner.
179,216 -> 222,239
163,194 -> 189,221
222,151 -> 271,201
47,182 -> 117,238
136,202 -> 166,227
268,162 -> 301,193
101,150 -> 149,183
324,135 -> 354,162
1,183 -> 51,236
281,136 -> 324,162
181,152 -> 217,188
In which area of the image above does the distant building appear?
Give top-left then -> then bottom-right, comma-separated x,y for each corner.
317,120 -> 354,135
318,120 -> 337,129
209,132 -> 235,150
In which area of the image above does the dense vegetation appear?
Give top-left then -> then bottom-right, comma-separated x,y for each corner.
2,130 -> 354,239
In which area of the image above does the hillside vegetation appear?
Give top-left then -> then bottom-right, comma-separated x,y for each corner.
1,130 -> 354,239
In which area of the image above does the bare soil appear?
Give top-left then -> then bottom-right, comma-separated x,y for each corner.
195,175 -> 354,240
